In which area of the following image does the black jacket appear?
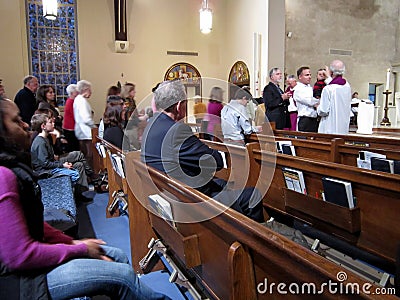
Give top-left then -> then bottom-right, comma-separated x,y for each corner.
14,87 -> 37,125
262,82 -> 290,129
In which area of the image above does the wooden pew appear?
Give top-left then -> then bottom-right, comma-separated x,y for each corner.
91,127 -> 106,174
93,136 -> 128,218
269,127 -> 400,150
258,135 -> 400,167
200,140 -> 400,273
124,151 -> 394,299
246,143 -> 400,273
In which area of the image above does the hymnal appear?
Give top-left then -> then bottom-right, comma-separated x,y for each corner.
276,141 -> 293,154
281,144 -> 296,156
148,194 -> 176,228
282,167 -> 306,194
370,157 -> 394,174
322,177 -> 354,209
357,150 -> 386,170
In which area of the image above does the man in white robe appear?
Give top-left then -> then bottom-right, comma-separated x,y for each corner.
317,60 -> 352,134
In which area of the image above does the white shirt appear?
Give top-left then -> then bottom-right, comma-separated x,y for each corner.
293,82 -> 319,118
221,100 -> 256,141
317,82 -> 352,134
73,94 -> 95,140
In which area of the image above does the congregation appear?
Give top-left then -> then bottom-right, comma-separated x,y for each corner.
0,57 -> 393,299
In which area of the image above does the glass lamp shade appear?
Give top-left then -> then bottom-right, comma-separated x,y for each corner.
199,8 -> 212,34
43,0 -> 58,20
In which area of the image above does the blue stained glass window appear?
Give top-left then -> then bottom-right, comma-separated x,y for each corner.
26,0 -> 78,107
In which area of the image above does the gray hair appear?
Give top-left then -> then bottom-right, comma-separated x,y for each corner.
287,74 -> 296,80
209,86 -> 224,102
329,60 -> 346,76
23,75 -> 37,85
154,80 -> 186,111
77,80 -> 92,93
269,68 -> 280,78
66,84 -> 78,97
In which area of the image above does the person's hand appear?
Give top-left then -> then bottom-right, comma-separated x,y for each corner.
63,162 -> 73,169
50,128 -> 61,138
255,125 -> 263,133
73,239 -> 113,261
281,92 -> 289,100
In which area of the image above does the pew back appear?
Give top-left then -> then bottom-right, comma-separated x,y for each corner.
246,143 -> 400,270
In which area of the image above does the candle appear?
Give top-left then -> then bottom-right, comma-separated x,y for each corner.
386,68 -> 390,91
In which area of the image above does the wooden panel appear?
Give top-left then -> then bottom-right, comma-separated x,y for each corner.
283,188 -> 361,233
150,214 -> 201,268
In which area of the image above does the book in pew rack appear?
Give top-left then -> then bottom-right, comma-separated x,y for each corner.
282,167 -> 306,194
95,142 -> 107,158
276,141 -> 296,156
356,150 -> 385,170
110,154 -> 126,178
148,194 -> 176,228
370,157 -> 394,174
394,161 -> 400,175
322,177 -> 355,209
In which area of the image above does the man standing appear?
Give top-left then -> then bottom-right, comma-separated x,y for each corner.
317,60 -> 352,134
141,80 -> 264,223
262,68 -> 290,129
293,67 -> 320,132
285,75 -> 298,131
313,68 -> 326,99
14,75 -> 39,125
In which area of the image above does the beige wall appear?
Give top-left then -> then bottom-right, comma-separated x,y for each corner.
0,0 -> 29,100
285,0 -> 399,100
268,0 -> 285,78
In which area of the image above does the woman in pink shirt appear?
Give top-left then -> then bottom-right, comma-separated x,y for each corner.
204,86 -> 224,139
62,83 -> 80,151
0,98 -> 170,299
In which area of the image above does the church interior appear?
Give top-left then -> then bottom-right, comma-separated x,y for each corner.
1,0 -> 400,299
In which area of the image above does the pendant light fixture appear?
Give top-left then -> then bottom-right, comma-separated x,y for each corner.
43,0 -> 58,20
199,0 -> 212,34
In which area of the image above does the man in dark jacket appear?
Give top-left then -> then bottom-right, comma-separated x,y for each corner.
141,80 -> 264,223
14,75 -> 39,125
262,68 -> 290,129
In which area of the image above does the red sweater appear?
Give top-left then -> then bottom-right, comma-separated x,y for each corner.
62,98 -> 75,130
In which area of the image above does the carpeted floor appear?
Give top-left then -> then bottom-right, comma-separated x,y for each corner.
77,193 -> 189,300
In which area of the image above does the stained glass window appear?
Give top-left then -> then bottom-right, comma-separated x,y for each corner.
27,0 -> 78,106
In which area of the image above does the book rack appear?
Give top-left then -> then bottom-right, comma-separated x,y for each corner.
149,213 -> 202,268
283,188 -> 360,233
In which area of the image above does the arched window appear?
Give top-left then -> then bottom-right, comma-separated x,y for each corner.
26,0 -> 78,106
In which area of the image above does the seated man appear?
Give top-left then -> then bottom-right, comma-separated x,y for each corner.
30,113 -> 93,201
221,88 -> 262,146
141,80 -> 264,223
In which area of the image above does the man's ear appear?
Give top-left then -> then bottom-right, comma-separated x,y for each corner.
176,101 -> 182,113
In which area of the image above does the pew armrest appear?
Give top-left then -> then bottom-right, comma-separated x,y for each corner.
150,213 -> 201,268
